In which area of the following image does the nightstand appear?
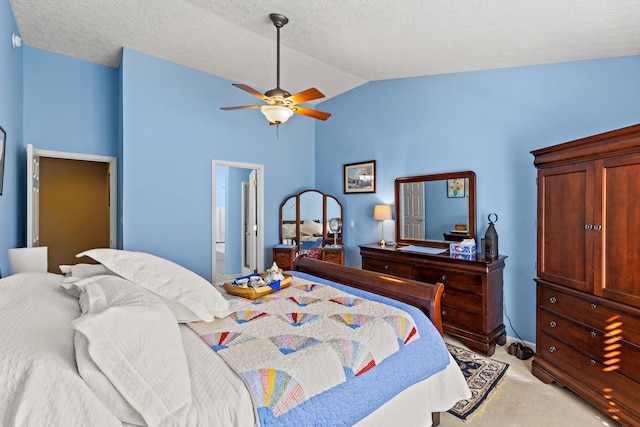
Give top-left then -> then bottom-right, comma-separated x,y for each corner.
322,246 -> 344,265
272,245 -> 296,270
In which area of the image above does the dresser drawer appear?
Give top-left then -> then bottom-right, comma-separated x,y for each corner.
362,257 -> 413,277
414,268 -> 482,293
540,308 -> 640,383
322,249 -> 343,265
442,288 -> 483,314
442,304 -> 483,332
538,332 -> 640,413
539,284 -> 640,344
272,248 -> 294,270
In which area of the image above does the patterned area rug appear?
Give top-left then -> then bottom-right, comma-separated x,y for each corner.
447,344 -> 509,421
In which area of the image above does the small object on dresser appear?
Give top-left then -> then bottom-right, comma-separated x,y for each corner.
482,213 -> 499,258
450,239 -> 476,260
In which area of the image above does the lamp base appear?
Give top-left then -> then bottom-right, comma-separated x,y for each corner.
378,239 -> 387,248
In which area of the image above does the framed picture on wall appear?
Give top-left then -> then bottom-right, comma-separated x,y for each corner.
344,160 -> 376,194
447,178 -> 465,198
0,126 -> 5,196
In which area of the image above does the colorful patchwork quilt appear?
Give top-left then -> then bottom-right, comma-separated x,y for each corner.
188,272 -> 450,426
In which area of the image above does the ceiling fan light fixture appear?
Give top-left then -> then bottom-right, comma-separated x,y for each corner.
260,105 -> 294,124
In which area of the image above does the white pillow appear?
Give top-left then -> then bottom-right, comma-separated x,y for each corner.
59,263 -> 114,278
281,223 -> 296,239
77,249 -> 237,322
67,275 -> 191,425
300,219 -> 323,236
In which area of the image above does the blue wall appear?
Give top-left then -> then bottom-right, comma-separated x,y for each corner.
23,47 -> 119,157
315,56 -> 640,342
0,0 -> 23,275
120,48 -> 315,280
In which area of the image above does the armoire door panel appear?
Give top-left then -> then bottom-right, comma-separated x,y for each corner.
537,162 -> 594,292
600,154 -> 640,308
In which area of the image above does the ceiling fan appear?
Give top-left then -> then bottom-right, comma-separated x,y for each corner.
220,13 -> 331,125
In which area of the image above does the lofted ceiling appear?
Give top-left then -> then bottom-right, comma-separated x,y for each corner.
9,0 -> 640,103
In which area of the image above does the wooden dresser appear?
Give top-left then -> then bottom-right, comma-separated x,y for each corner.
532,124 -> 640,426
360,244 -> 506,356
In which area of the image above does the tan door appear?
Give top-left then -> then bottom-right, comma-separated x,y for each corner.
39,158 -> 110,272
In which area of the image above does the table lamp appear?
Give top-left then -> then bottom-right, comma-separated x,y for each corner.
374,204 -> 392,247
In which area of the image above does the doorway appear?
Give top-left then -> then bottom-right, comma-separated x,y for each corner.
26,145 -> 117,271
212,160 -> 264,283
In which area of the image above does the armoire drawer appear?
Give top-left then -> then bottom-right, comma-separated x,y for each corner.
538,332 -> 640,414
540,308 -> 640,382
361,258 -> 413,278
539,283 -> 640,344
414,268 -> 482,293
442,288 -> 483,314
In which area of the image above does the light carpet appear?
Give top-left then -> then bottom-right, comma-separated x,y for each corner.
447,344 -> 509,421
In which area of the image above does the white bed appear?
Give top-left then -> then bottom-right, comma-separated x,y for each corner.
0,250 -> 470,427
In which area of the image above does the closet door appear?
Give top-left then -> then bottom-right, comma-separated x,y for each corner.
598,153 -> 640,308
537,161 -> 595,293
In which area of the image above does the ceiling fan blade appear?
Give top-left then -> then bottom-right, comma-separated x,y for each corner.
220,105 -> 262,110
232,83 -> 268,101
292,106 -> 331,121
285,88 -> 325,105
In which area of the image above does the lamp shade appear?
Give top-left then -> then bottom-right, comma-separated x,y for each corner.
260,105 -> 294,124
373,204 -> 392,221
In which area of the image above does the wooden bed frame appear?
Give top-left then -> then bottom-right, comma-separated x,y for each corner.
294,257 -> 445,426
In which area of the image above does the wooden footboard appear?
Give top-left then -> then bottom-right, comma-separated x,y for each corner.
294,257 -> 444,336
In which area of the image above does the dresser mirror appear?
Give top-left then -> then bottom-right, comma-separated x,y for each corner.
280,189 -> 343,252
394,171 -> 476,248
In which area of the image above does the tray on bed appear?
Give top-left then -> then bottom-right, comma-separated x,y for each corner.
223,273 -> 292,300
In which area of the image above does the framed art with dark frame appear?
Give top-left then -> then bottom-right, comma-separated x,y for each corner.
344,160 -> 376,194
0,126 -> 5,196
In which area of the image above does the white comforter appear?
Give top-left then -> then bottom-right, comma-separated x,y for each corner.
0,272 -> 468,427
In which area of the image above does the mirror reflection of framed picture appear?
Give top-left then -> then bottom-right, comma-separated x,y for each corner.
447,178 -> 465,198
0,126 -> 5,196
344,160 -> 376,194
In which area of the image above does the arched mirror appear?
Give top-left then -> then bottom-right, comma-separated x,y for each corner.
395,171 -> 476,248
280,189 -> 342,253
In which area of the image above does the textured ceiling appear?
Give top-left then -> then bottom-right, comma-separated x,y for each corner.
9,0 -> 640,102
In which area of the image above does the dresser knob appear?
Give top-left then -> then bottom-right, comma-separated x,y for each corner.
590,331 -> 596,338
590,359 -> 596,366
590,303 -> 597,310
384,265 -> 389,270
549,321 -> 557,328
549,297 -> 557,304
442,310 -> 446,316
549,346 -> 556,353
585,224 -> 593,230
442,293 -> 446,299
441,275 -> 446,281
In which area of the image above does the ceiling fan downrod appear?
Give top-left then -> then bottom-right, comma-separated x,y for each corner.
266,13 -> 290,99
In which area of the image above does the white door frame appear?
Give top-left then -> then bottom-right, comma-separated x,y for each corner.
27,144 -> 117,248
212,160 -> 264,282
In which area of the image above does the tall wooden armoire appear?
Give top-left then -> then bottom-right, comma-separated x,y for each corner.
531,124 -> 640,426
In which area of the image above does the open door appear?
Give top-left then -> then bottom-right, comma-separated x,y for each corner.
241,170 -> 258,275
26,145 -> 117,271
26,144 -> 40,247
212,160 -> 264,283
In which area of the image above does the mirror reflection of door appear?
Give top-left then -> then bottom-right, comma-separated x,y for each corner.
212,161 -> 264,283
402,182 -> 425,239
